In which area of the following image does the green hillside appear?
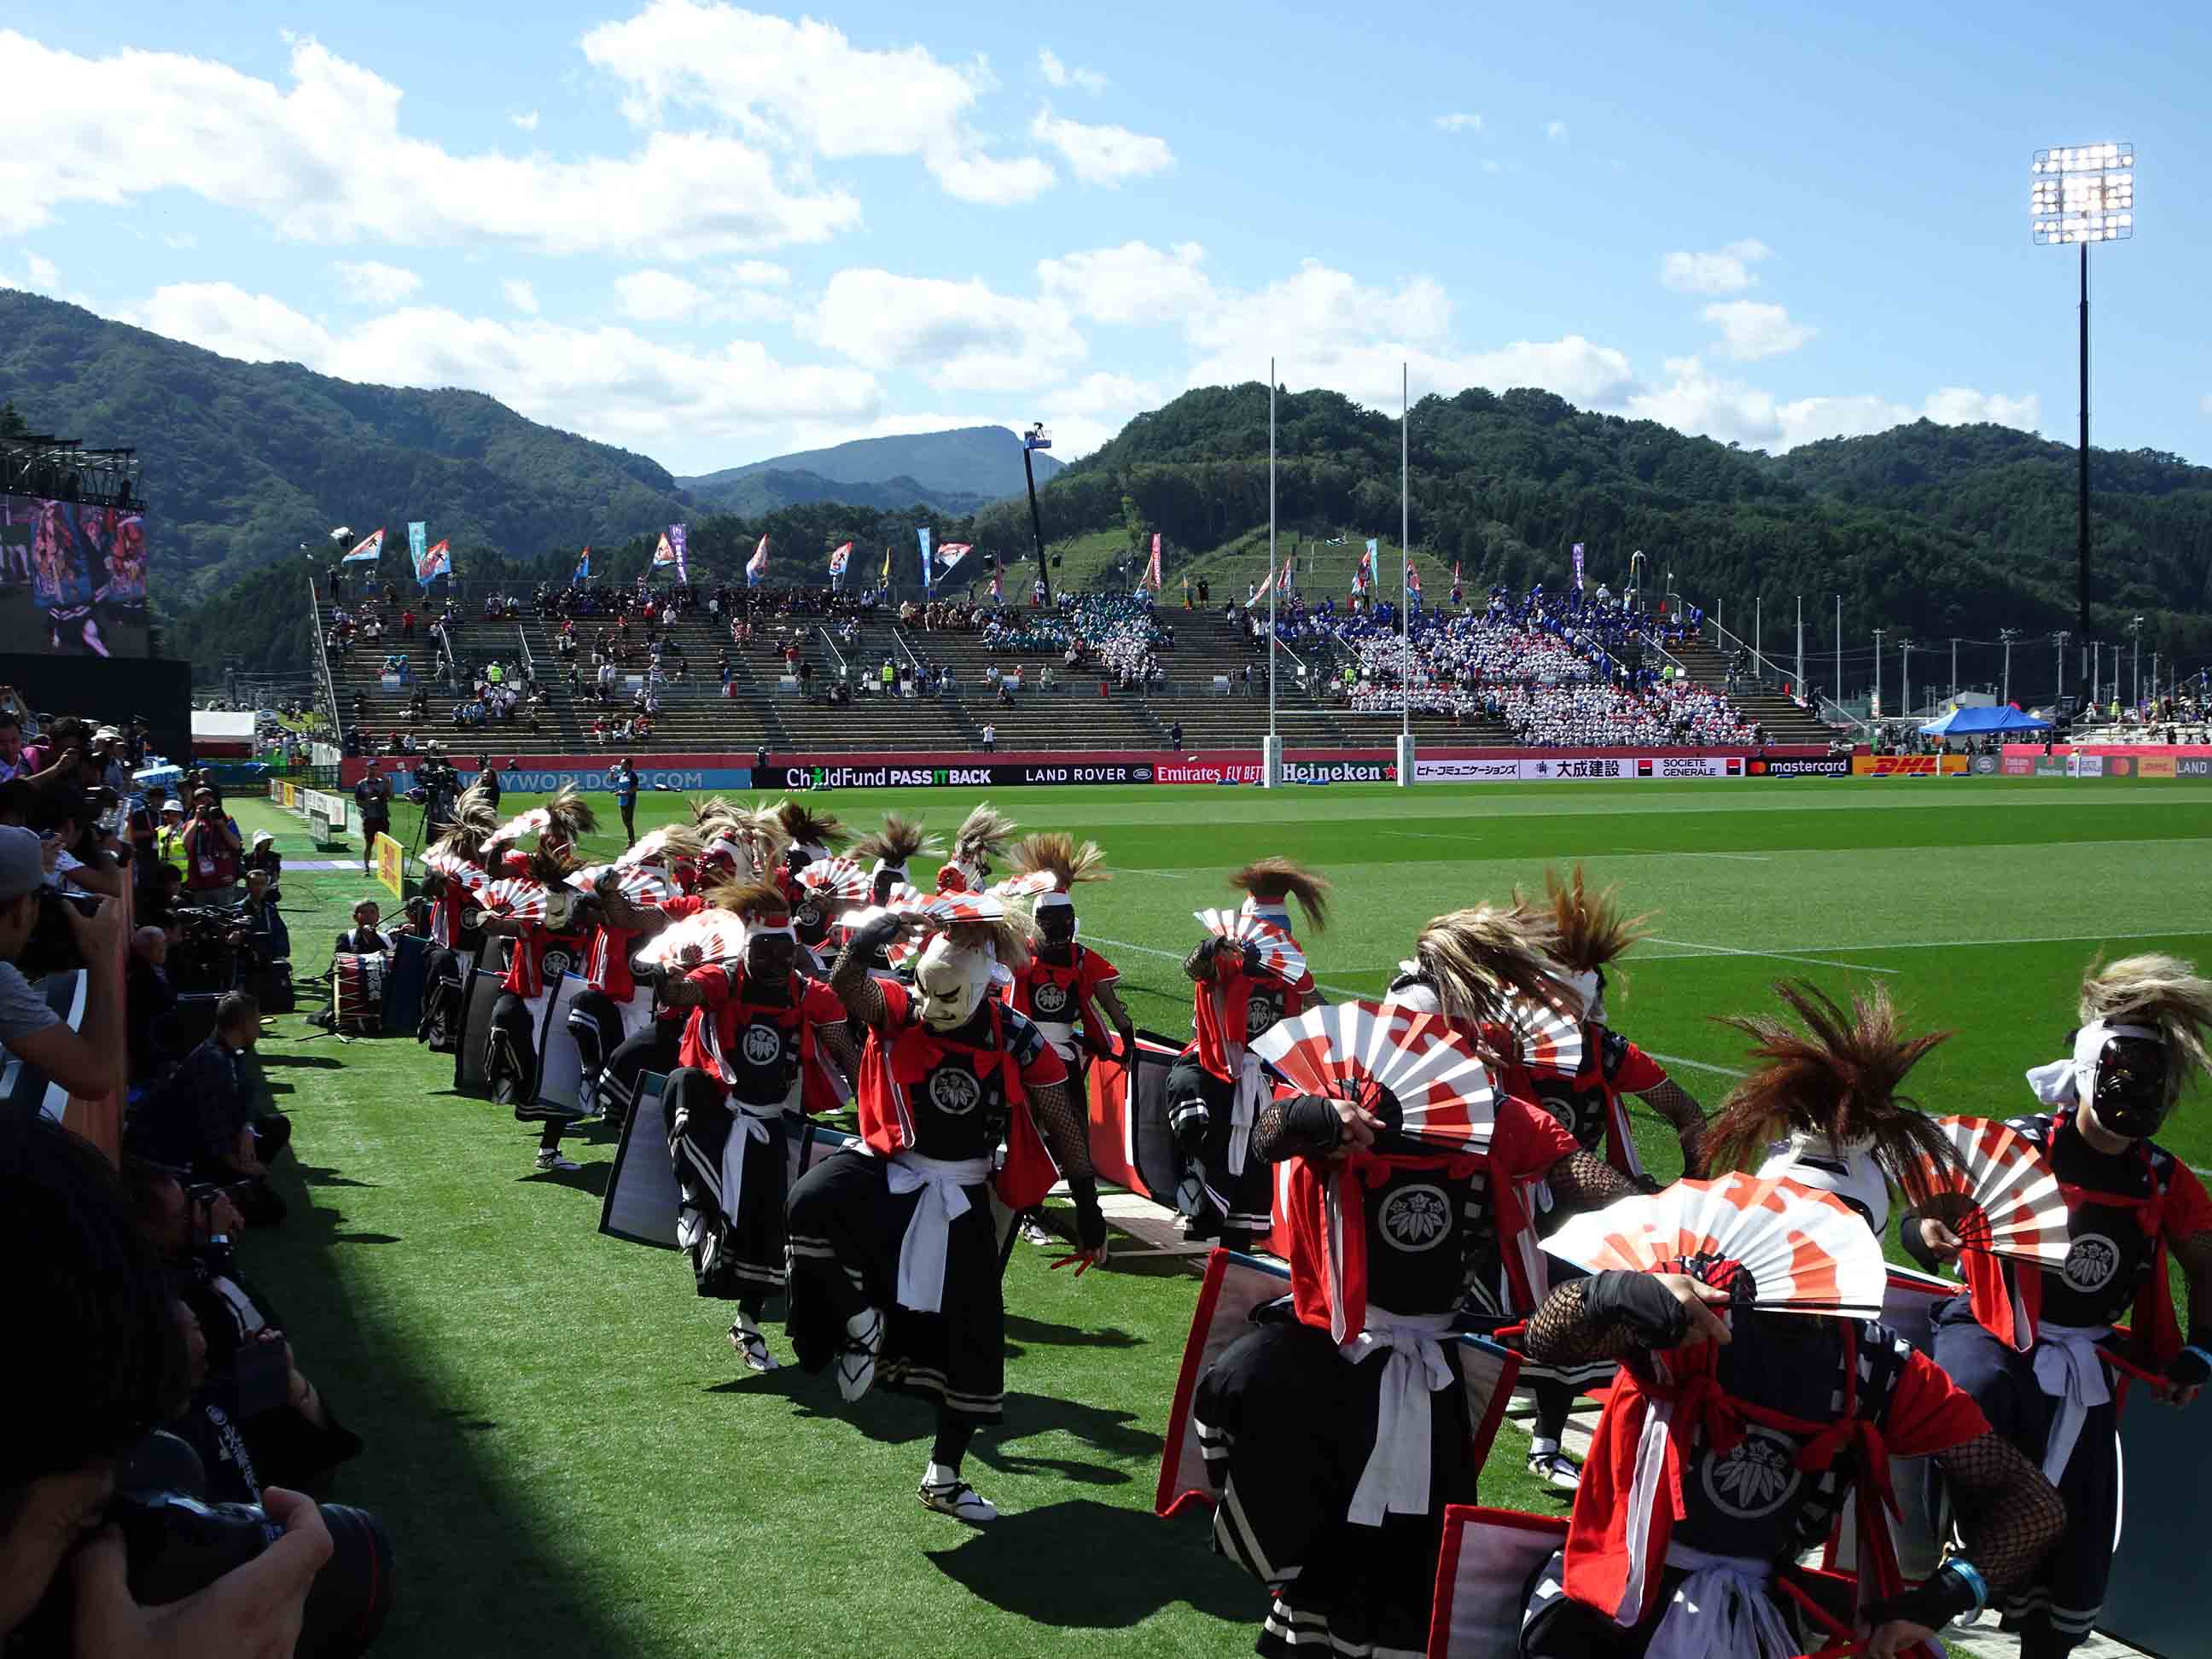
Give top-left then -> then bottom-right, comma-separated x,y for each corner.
681,424 -> 1062,509
0,291 -> 690,598
687,466 -> 995,519
974,383 -> 2212,674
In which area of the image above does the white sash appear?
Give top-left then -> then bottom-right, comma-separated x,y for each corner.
1225,1051 -> 1266,1176
2032,1320 -> 2114,1483
888,1151 -> 992,1313
1645,1545 -> 1794,1659
1341,1307 -> 1456,1526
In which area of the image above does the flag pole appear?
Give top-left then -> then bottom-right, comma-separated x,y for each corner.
1397,361 -> 1413,788
1266,359 -> 1280,789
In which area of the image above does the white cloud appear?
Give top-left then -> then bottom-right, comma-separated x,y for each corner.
335,260 -> 421,306
1625,355 -> 2039,451
503,279 -> 539,314
809,269 -> 1085,393
1027,108 -> 1173,187
582,0 -> 1057,206
1658,238 -> 1772,295
1545,119 -> 1569,143
1702,299 -> 1815,361
1481,159 -> 1501,175
510,110 -> 539,132
0,31 -> 859,254
6,253 -> 61,294
1037,47 -> 1108,94
1037,240 -> 1212,326
614,265 -> 791,325
1435,112 -> 1483,133
127,280 -> 880,466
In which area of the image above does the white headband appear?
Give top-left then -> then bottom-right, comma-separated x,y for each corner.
1756,1132 -> 1893,1233
2026,1019 -> 2162,1107
1242,898 -> 1291,925
1036,891 -> 1074,910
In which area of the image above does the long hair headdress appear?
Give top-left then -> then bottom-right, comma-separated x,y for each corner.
1230,857 -> 1331,934
1409,900 -> 1575,1031
2077,953 -> 2212,1107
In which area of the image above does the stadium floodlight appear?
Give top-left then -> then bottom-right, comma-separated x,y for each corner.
2031,143 -> 2134,648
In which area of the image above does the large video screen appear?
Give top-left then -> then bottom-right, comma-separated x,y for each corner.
0,493 -> 150,658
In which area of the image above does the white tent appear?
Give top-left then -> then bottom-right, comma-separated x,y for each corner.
189,710 -> 258,756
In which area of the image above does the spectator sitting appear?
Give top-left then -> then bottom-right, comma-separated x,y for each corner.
335,899 -> 388,956
128,991 -> 289,1226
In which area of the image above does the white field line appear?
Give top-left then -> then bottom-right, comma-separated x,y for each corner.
1634,924 -> 2212,963
1614,846 -> 1773,862
1116,867 -> 1191,878
1644,1051 -> 1749,1079
1379,830 -> 1481,841
1645,935 -> 1900,976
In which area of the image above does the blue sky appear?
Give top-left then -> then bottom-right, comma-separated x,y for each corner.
2,0 -> 2206,474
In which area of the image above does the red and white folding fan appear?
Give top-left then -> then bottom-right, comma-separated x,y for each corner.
567,864 -> 670,905
422,848 -> 491,893
636,911 -> 747,969
1193,908 -> 1306,984
480,877 -> 551,924
1901,1116 -> 2069,1270
923,891 -> 1006,927
796,856 -> 871,911
1493,990 -> 1585,1084
987,870 -> 1057,901
614,830 -> 673,869
491,806 -> 552,845
1250,1000 -> 1499,1154
1542,1173 -> 1888,1318
838,882 -> 928,964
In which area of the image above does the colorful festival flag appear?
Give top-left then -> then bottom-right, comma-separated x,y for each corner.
669,523 -> 689,584
881,545 -> 893,586
745,534 -> 769,587
343,527 -> 386,563
1572,541 -> 1586,591
938,542 -> 973,578
1247,565 -> 1276,608
917,527 -> 934,591
652,531 -> 677,568
1406,559 -> 1422,596
827,542 -> 853,578
415,538 -> 451,586
573,547 -> 591,585
1354,539 -> 1377,595
1282,550 -> 1295,594
1145,533 -> 1164,591
407,522 -> 427,569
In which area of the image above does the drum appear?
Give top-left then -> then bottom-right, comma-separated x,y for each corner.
330,952 -> 387,1034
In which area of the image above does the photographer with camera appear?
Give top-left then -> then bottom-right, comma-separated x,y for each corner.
0,824 -> 125,1102
229,869 -> 292,969
181,789 -> 242,895
127,992 -> 291,1228
0,1115 -> 370,1657
126,926 -> 181,1086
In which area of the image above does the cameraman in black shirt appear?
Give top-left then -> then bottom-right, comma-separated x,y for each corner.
351,771 -> 392,876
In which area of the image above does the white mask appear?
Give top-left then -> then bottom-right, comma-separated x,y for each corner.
1564,968 -> 1604,1023
915,934 -> 990,1031
1756,1132 -> 1890,1233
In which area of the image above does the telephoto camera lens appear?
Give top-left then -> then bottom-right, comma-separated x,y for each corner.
114,1489 -> 397,1658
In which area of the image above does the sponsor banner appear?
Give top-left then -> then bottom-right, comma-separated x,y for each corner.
2180,757 -> 2212,778
2139,755 -> 2178,778
1746,755 -> 1852,778
2001,756 -> 2035,776
2034,757 -> 2067,776
2067,754 -> 2107,778
1850,754 -> 1971,777
1633,756 -> 1747,778
2105,756 -> 2136,777
761,761 -> 1157,790
1415,758 -> 1526,783
1971,755 -> 1999,775
300,789 -> 349,830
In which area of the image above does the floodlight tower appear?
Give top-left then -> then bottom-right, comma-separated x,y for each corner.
2031,143 -> 2134,647
1022,422 -> 1053,604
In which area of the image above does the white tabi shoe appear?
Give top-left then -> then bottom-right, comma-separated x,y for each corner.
1527,1449 -> 1581,1492
835,1307 -> 883,1401
729,1315 -> 778,1373
533,1148 -> 580,1173
918,1479 -> 997,1524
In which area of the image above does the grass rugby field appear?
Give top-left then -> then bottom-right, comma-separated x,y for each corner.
228,776 -> 2212,1658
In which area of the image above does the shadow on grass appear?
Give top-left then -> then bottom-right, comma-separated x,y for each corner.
1003,1313 -> 1144,1351
241,1159 -> 642,1656
521,1162 -> 611,1197
264,1052 -> 346,1071
925,1498 -> 1256,1627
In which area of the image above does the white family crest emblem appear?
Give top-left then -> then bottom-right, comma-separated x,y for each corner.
1031,981 -> 1070,1016
1377,1184 -> 1452,1253
2062,1232 -> 2122,1294
541,950 -> 573,981
1702,1425 -> 1802,1519
1245,993 -> 1281,1035
928,1067 -> 982,1116
741,1023 -> 783,1066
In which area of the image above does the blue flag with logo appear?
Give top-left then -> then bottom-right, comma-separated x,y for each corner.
917,527 -> 933,591
407,522 -> 427,570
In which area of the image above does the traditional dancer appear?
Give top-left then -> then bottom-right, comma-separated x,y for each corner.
1168,859 -> 1330,1249
785,899 -> 1107,1524
591,825 -> 724,1126
774,799 -> 849,876
1516,981 -> 2064,1659
853,812 -> 944,907
1517,865 -> 1712,1488
1190,908 -> 1633,1659
1004,834 -> 1136,1084
658,881 -> 856,1371
474,845 -> 597,1173
562,863 -> 672,1126
416,782 -> 501,1052
934,803 -> 1017,894
1902,955 -> 2212,1658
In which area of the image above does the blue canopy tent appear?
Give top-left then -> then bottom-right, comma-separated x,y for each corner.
1917,705 -> 2053,737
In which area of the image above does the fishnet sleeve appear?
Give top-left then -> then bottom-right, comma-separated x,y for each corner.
1521,1278 -> 1643,1366
1934,1431 -> 2066,1592
828,940 -> 889,1031
1545,1149 -> 1636,1210
1027,1079 -> 1097,1188
1250,1095 -> 1343,1165
1181,939 -> 1215,983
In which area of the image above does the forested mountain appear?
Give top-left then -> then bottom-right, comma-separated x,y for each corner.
680,467 -> 992,518
969,383 -> 2212,667
0,292 -> 690,598
680,425 -> 1061,510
